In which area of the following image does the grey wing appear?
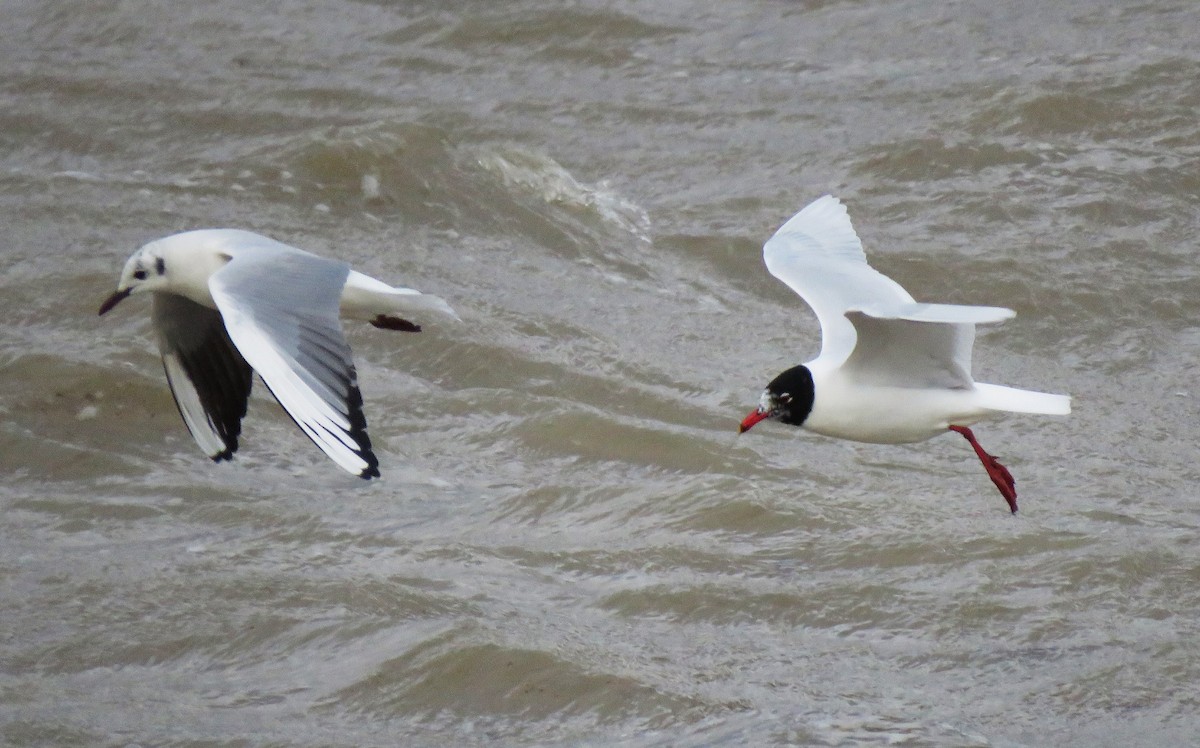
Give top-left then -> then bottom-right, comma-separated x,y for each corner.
841,312 -> 975,389
208,249 -> 380,478
152,292 -> 254,460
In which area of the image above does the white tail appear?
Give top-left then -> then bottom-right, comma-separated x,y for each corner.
341,270 -> 459,321
975,383 -> 1071,415
376,289 -> 459,321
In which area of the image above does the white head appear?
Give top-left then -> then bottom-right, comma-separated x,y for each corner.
98,231 -> 239,316
98,243 -> 171,315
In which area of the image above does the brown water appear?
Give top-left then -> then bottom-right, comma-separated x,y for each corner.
3,1 -> 1200,745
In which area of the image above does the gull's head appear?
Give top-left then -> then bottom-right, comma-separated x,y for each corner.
739,364 -> 815,433
98,244 -> 170,315
99,230 -> 239,315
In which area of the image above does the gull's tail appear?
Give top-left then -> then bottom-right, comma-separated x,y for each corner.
375,290 -> 459,321
342,270 -> 460,322
975,383 -> 1071,415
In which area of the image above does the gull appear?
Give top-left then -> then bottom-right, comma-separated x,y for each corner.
99,229 -> 456,478
738,195 -> 1070,513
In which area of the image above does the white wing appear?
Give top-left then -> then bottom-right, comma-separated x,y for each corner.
764,195 -> 1013,369
152,293 -> 254,460
208,246 -> 380,478
841,312 -> 975,389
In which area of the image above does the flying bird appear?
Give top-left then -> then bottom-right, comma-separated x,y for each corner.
99,229 -> 456,478
738,195 -> 1070,513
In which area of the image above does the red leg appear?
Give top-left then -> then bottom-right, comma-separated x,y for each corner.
949,425 -> 1018,514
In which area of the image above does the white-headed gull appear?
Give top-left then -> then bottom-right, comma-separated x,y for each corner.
99,229 -> 457,478
738,196 -> 1070,513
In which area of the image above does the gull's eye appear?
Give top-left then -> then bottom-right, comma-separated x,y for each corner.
132,269 -> 148,281
779,393 -> 793,404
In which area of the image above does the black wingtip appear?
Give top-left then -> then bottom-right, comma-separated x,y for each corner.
342,368 -> 381,480
209,435 -> 238,462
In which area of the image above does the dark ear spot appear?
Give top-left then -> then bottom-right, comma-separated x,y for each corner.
155,257 -> 166,275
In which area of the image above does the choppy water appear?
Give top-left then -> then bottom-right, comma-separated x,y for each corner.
3,1 -> 1200,745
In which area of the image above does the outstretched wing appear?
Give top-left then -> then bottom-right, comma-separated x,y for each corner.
208,247 -> 380,478
764,196 -> 915,365
152,293 -> 253,460
842,303 -> 1018,389
764,195 -> 1012,368
842,313 -> 975,389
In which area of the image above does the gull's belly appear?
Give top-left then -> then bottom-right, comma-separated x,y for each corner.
804,382 -> 989,444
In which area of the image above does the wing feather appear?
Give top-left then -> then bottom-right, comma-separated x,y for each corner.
764,195 -> 914,365
152,293 -> 253,460
763,196 -> 1016,375
209,249 -> 380,478
842,313 -> 976,389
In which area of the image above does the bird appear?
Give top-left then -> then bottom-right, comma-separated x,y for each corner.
738,195 -> 1070,513
98,229 -> 457,478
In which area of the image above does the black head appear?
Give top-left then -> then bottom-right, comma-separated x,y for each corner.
739,364 -> 815,432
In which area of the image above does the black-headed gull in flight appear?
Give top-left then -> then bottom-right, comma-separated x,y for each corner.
99,229 -> 456,478
738,196 -> 1070,513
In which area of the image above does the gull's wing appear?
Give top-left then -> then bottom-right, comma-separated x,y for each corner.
208,246 -> 380,478
764,195 -> 914,364
841,313 -> 975,389
842,302 -> 1015,389
764,195 -> 1013,366
152,293 -> 254,460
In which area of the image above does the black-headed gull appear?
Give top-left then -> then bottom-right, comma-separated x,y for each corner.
738,196 -> 1070,513
99,229 -> 456,478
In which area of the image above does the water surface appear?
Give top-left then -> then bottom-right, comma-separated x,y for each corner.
3,1 -> 1199,745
